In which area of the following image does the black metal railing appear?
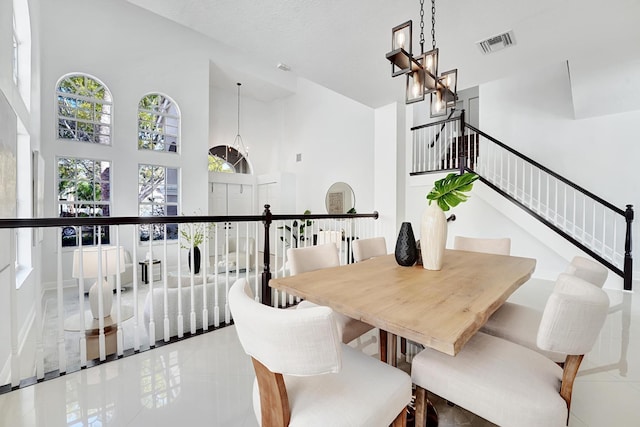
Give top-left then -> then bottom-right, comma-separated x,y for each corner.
0,206 -> 379,391
410,112 -> 633,290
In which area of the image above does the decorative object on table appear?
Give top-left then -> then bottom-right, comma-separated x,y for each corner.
421,172 -> 478,270
179,214 -> 214,274
72,246 -> 125,319
395,222 -> 418,266
416,240 -> 423,265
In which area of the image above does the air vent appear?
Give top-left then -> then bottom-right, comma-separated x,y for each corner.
476,30 -> 516,54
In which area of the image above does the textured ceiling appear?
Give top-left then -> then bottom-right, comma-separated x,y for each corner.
127,0 -> 640,108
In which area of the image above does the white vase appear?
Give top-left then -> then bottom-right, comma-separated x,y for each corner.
89,278 -> 113,319
420,203 -> 448,270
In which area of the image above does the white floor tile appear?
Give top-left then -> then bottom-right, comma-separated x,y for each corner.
1,282 -> 639,426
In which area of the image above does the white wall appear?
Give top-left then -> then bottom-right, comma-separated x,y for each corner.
479,61 -> 640,279
374,103 -> 400,251
39,0 -> 210,288
278,78 -> 375,216
209,84 -> 281,177
0,0 -> 41,383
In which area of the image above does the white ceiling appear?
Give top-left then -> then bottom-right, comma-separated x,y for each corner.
126,0 -> 640,109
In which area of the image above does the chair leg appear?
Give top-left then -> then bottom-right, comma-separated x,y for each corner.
415,386 -> 427,427
391,407 -> 407,427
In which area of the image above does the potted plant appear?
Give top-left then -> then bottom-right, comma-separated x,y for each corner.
278,210 -> 313,248
180,220 -> 214,274
421,172 -> 478,270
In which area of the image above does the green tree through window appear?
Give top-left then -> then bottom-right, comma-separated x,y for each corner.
138,164 -> 179,241
57,157 -> 111,247
56,74 -> 112,144
138,94 -> 180,152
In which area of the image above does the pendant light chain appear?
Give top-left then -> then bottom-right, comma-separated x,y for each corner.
236,82 -> 241,137
419,0 -> 425,53
431,0 -> 436,50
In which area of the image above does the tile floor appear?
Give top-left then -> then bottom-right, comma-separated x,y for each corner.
0,278 -> 638,426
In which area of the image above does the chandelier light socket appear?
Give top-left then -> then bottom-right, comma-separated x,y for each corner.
392,20 -> 412,52
440,69 -> 458,108
430,88 -> 447,118
388,20 -> 413,77
406,66 -> 425,104
423,48 -> 439,79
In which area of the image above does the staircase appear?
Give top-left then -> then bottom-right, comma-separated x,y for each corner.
410,111 -> 634,291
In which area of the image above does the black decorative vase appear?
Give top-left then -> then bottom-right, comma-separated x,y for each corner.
188,246 -> 201,274
395,222 -> 418,266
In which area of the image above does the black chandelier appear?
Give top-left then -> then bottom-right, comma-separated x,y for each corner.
385,0 -> 457,117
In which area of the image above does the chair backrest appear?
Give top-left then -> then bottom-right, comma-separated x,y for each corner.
229,278 -> 342,376
352,237 -> 387,262
537,273 -> 609,356
287,243 -> 340,275
453,236 -> 511,255
564,256 -> 608,288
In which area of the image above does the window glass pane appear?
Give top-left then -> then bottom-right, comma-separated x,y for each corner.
138,94 -> 180,153
56,74 -> 112,145
138,164 -> 179,242
57,156 -> 111,247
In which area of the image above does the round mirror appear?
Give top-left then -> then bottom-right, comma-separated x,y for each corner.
325,182 -> 356,214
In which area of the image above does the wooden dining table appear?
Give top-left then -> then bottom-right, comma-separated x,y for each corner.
269,249 -> 536,360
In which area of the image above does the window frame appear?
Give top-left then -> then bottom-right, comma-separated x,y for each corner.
138,164 -> 180,242
57,156 -> 112,248
138,93 -> 180,153
56,73 -> 113,145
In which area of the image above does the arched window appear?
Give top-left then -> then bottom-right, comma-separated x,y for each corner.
138,94 -> 180,153
56,74 -> 112,144
208,146 -> 251,174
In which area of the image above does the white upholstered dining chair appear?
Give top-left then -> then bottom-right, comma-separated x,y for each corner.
352,237 -> 387,263
411,273 -> 609,427
229,279 -> 411,427
481,255 -> 609,362
287,243 -> 374,344
453,235 -> 511,255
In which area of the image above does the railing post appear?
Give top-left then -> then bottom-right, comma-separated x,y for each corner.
261,204 -> 273,305
624,204 -> 634,291
459,109 -> 466,174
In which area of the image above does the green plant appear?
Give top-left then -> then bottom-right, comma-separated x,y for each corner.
179,213 -> 214,249
427,172 -> 479,211
279,210 -> 313,248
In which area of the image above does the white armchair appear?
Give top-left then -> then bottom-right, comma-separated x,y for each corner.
411,273 -> 609,427
288,243 -> 374,344
229,279 -> 411,427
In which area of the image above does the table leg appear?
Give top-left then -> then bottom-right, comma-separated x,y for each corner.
141,264 -> 149,284
379,330 -> 388,363
390,333 -> 398,367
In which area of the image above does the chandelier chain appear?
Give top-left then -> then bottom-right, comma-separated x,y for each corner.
431,0 -> 436,50
236,83 -> 241,136
419,0 -> 425,53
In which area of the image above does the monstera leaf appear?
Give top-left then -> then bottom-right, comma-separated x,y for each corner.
426,172 -> 479,211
